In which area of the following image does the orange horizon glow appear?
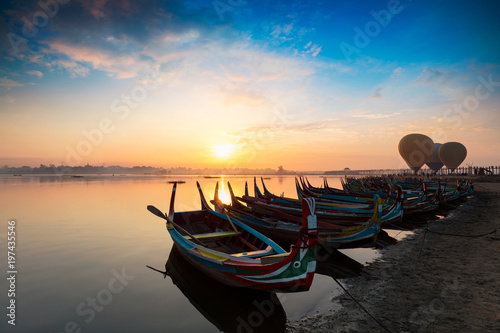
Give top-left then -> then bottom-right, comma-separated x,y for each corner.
1,2 -> 499,171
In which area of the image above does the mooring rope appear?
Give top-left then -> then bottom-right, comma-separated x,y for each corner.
384,221 -> 413,231
418,226 -> 497,260
422,228 -> 497,238
332,277 -> 393,333
383,221 -> 416,239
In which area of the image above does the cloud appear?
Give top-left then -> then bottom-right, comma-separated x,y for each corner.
370,87 -> 382,99
270,22 -> 295,43
231,118 -> 352,142
417,67 -> 454,86
0,77 -> 23,90
46,40 -> 140,79
391,67 -> 404,78
218,85 -> 270,107
26,70 -> 43,78
3,0 -> 223,78
471,126 -> 492,132
211,46 -> 317,85
162,29 -> 200,44
303,42 -> 322,57
86,0 -> 110,19
351,112 -> 400,119
57,60 -> 91,78
219,65 -> 249,83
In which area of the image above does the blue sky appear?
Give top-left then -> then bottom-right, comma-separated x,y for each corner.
1,0 -> 499,170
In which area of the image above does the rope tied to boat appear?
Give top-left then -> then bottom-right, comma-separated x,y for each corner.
332,276 -> 394,333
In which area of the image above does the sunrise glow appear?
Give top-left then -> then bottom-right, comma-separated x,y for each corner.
212,144 -> 236,159
0,1 -> 498,170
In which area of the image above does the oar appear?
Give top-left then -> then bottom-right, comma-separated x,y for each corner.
222,208 -> 260,251
146,265 -> 168,279
147,205 -> 207,246
222,208 -> 240,235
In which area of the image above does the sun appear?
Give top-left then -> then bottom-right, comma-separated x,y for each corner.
212,144 -> 236,158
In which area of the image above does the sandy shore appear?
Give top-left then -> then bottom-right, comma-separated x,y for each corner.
290,182 -> 500,333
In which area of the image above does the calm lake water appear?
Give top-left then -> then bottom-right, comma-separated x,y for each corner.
0,175 -> 409,333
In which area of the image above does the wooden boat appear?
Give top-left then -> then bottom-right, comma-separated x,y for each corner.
148,245 -> 287,333
305,177 -> 441,216
147,182 -> 318,292
245,178 -> 403,225
214,182 -> 382,249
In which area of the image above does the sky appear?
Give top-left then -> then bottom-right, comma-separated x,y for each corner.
0,0 -> 499,171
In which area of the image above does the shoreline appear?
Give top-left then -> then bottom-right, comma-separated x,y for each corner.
290,182 -> 500,332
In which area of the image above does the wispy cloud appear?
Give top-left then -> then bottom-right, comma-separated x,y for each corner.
26,70 -> 43,78
57,60 -> 91,78
271,23 -> 294,39
86,0 -> 110,19
0,77 -> 24,90
391,66 -> 404,78
416,67 -> 454,86
352,112 -> 400,119
218,85 -> 270,107
303,41 -> 322,57
230,119 -> 351,141
46,40 -> 140,79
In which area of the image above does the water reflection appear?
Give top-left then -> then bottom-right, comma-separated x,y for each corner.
374,230 -> 399,248
315,245 -> 365,279
151,245 -> 287,333
147,244 -> 368,333
218,180 -> 232,204
0,174 -> 387,332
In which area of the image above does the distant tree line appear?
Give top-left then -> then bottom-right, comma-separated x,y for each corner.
0,164 -> 288,176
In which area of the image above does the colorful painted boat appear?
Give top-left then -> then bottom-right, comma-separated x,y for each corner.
214,181 -> 381,249
147,182 -> 318,292
239,178 -> 403,225
148,245 -> 287,333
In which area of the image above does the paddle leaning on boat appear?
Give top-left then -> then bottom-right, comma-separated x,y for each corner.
147,182 -> 318,292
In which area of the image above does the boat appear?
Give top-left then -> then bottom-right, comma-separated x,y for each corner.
147,182 -> 318,292
148,245 -> 287,333
213,181 -> 382,249
302,176 -> 442,217
239,178 -> 403,226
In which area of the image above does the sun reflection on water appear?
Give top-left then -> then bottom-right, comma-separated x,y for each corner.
218,180 -> 232,204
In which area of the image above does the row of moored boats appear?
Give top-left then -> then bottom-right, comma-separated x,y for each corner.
147,176 -> 473,292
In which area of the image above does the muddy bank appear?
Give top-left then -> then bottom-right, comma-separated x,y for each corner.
289,183 -> 500,333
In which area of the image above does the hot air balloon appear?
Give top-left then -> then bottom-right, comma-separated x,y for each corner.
398,134 -> 434,173
438,142 -> 467,171
425,143 -> 444,173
